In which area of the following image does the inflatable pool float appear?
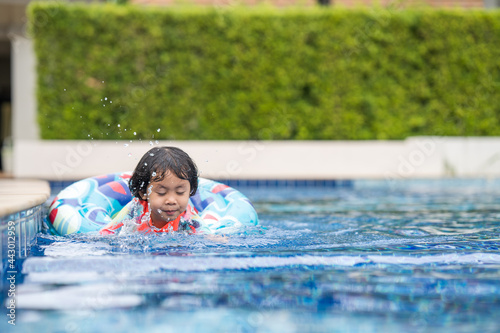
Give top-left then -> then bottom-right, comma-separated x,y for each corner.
48,172 -> 259,235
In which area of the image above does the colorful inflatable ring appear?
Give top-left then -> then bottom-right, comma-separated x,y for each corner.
48,172 -> 259,235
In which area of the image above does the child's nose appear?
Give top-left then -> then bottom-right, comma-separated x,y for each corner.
164,194 -> 176,204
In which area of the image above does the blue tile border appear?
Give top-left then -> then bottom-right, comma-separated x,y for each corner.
213,179 -> 354,189
1,205 -> 43,292
0,206 -> 43,260
49,180 -> 77,197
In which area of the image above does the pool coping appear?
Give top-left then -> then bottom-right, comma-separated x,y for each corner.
1,179 -> 49,285
0,179 -> 51,218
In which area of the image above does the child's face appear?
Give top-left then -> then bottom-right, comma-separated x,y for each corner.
143,171 -> 191,228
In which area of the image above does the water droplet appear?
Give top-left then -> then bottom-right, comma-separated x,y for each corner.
110,101 -> 112,103
64,89 -> 66,91
117,124 -> 121,127
155,140 -> 159,144
124,144 -> 129,147
134,132 -> 137,135
149,141 -> 153,146
128,153 -> 132,157
105,97 -> 107,100
157,128 -> 161,132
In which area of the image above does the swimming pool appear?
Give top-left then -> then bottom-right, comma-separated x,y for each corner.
2,178 -> 500,332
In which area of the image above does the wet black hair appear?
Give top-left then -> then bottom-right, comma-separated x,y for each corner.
129,146 -> 198,199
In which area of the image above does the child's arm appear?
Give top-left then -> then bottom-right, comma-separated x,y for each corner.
99,200 -> 136,235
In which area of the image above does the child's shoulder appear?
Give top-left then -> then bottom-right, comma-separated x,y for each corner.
100,198 -> 145,235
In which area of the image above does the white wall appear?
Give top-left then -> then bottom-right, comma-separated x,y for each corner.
11,137 -> 500,180
11,35 -> 38,141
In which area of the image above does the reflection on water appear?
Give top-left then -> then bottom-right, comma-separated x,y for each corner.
3,179 -> 500,332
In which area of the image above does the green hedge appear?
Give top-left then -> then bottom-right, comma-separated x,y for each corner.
28,3 -> 500,140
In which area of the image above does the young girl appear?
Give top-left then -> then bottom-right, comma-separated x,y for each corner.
99,146 -> 212,235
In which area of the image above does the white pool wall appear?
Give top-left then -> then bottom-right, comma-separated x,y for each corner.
9,136 -> 500,181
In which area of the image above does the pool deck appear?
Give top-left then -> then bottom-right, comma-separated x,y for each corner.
0,178 -> 51,218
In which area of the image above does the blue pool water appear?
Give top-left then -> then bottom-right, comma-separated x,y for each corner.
2,179 -> 500,332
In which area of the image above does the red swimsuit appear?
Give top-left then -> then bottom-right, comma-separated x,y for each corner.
99,198 -> 197,235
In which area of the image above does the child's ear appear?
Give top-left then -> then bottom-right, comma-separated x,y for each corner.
138,191 -> 147,200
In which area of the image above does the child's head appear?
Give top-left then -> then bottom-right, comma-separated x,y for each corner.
129,146 -> 199,200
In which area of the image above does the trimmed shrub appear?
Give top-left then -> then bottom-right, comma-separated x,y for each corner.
28,3 -> 500,140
